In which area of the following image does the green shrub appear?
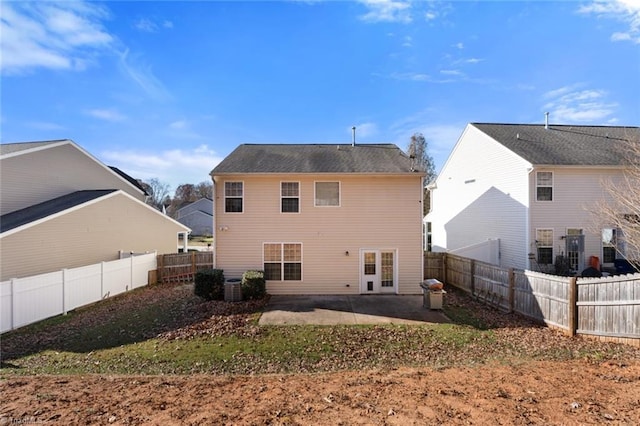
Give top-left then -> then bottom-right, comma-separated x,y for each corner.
241,270 -> 266,300
194,269 -> 225,300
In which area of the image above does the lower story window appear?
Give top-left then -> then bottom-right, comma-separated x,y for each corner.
536,229 -> 553,265
264,243 -> 302,281
602,228 -> 620,264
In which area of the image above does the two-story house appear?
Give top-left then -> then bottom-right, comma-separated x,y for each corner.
210,143 -> 425,295
0,139 -> 190,281
425,123 -> 640,274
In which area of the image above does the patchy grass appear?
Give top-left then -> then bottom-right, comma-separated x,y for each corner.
1,283 -> 638,376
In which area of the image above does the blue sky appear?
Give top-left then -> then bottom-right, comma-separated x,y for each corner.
2,0 -> 639,192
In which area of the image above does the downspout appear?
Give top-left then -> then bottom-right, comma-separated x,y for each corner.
526,166 -> 535,270
211,177 -> 217,269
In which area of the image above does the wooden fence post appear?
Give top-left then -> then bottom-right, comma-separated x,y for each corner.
508,268 -> 515,313
157,254 -> 164,284
191,251 -> 196,277
567,276 -> 578,336
443,253 -> 448,284
469,259 -> 475,296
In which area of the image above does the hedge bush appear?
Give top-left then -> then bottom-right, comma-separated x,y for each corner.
194,269 -> 225,300
241,270 -> 266,300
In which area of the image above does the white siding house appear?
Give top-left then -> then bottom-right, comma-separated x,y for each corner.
210,144 -> 425,295
0,140 -> 190,281
426,123 -> 639,274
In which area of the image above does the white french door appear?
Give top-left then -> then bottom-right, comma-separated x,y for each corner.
360,249 -> 396,293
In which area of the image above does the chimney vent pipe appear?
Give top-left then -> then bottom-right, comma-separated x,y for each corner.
352,126 -> 356,146
544,112 -> 549,129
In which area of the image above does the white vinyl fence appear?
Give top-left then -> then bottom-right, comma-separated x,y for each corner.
1,252 -> 157,333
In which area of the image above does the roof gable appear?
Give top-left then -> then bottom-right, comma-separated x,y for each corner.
1,139 -> 146,196
211,144 -> 422,175
472,123 -> 640,166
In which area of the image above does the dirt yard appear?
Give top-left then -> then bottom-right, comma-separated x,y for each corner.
2,360 -> 640,425
2,283 -> 639,425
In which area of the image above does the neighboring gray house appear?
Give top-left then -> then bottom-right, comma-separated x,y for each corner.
425,123 -> 640,274
176,198 -> 213,236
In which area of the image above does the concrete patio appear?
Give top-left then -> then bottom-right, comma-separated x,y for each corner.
259,295 -> 450,325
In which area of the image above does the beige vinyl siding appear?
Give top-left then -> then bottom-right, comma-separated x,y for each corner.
529,167 -> 625,269
428,124 -> 532,269
1,143 -> 145,215
214,174 -> 424,294
0,193 -> 187,281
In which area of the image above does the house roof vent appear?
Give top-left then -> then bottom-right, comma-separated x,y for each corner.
544,111 -> 549,129
352,126 -> 356,146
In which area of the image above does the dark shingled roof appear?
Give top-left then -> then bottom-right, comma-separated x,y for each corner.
211,144 -> 420,174
109,166 -> 148,195
0,190 -> 117,234
472,123 -> 640,166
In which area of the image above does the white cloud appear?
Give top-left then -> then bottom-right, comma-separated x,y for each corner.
389,72 -> 431,81
134,17 -> 174,33
578,0 -> 640,44
118,48 -> 171,101
85,108 -> 126,122
358,0 -> 412,24
0,1 -> 113,74
134,18 -> 157,33
454,42 -> 464,49
425,11 -> 438,21
402,36 -> 413,47
100,145 -> 224,192
349,122 -> 378,140
452,57 -> 484,65
169,120 -> 188,130
542,86 -> 618,123
440,69 -> 464,77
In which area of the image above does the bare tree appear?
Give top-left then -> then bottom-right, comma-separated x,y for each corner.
407,132 -> 437,184
139,178 -> 171,211
166,181 -> 212,217
408,132 -> 437,215
194,181 -> 213,199
594,134 -> 640,268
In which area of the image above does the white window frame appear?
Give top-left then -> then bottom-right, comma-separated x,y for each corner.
314,181 -> 341,207
280,181 -> 300,214
263,242 -> 303,281
224,181 -> 244,213
536,228 -> 554,264
536,171 -> 553,202
602,228 -> 618,264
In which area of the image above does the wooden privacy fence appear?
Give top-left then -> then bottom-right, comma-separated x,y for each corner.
424,252 -> 640,346
156,251 -> 214,283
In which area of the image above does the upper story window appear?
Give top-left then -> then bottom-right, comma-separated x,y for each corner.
281,182 -> 300,213
224,181 -> 243,213
315,181 -> 340,207
536,172 -> 553,201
